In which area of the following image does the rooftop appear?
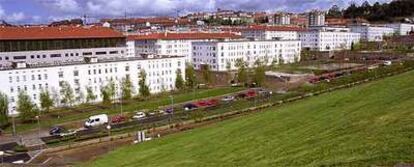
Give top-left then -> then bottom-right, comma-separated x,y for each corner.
0,26 -> 125,41
127,32 -> 242,40
225,25 -> 306,32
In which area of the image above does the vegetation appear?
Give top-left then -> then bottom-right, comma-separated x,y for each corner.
85,87 -> 97,103
235,59 -> 248,84
39,89 -> 54,113
328,0 -> 414,22
0,92 -> 8,127
200,65 -> 214,85
185,63 -> 197,89
60,81 -> 75,106
121,76 -> 133,101
138,70 -> 150,97
175,69 -> 185,90
17,91 -> 38,122
252,60 -> 266,86
88,70 -> 414,167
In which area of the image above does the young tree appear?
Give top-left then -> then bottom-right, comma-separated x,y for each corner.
17,91 -> 37,122
121,76 -> 133,101
85,86 -> 97,103
39,89 -> 54,112
235,59 -> 248,84
185,63 -> 197,89
201,65 -> 214,85
100,86 -> 111,105
138,69 -> 150,97
60,81 -> 75,106
253,60 -> 266,86
0,92 -> 9,127
175,69 -> 185,90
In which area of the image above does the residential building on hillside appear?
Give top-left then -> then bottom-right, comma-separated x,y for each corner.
272,13 -> 291,25
350,24 -> 394,41
0,55 -> 185,115
0,26 -> 127,67
308,10 -> 326,27
192,39 -> 301,71
299,29 -> 360,51
126,32 -> 242,62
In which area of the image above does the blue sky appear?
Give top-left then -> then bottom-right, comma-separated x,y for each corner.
0,0 -> 391,24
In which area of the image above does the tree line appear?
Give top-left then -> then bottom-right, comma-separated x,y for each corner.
327,0 -> 414,22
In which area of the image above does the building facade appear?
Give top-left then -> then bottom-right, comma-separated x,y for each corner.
0,26 -> 127,67
350,25 -> 394,41
386,23 -> 414,36
127,32 -> 242,62
0,56 -> 185,115
238,25 -> 304,40
273,13 -> 291,25
192,40 -> 301,71
299,30 -> 361,51
308,10 -> 325,27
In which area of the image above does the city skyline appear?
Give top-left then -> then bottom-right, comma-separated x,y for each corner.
0,0 -> 391,24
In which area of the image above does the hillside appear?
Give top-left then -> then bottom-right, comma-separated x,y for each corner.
86,70 -> 414,167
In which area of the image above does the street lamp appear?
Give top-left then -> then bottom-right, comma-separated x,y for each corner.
0,151 -> 4,166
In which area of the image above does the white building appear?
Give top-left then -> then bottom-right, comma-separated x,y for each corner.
192,39 -> 301,71
386,23 -> 414,36
273,13 -> 291,25
308,10 -> 325,27
0,26 -> 127,67
350,24 -> 394,41
238,25 -> 304,40
299,29 -> 361,51
0,56 -> 186,115
127,32 -> 241,62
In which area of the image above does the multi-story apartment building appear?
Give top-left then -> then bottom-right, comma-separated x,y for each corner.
272,13 -> 291,25
192,39 -> 301,71
0,26 -> 127,67
299,29 -> 361,51
237,25 -> 304,40
386,23 -> 414,36
0,55 -> 185,115
308,10 -> 326,27
126,32 -> 242,62
350,24 -> 394,41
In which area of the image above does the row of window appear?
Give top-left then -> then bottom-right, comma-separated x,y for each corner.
9,73 -> 48,83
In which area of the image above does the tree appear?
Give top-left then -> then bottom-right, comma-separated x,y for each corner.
185,63 -> 197,89
60,81 -> 75,106
138,69 -> 150,97
121,75 -> 133,100
17,91 -> 37,122
175,69 -> 185,90
201,65 -> 214,85
253,60 -> 266,86
0,92 -> 9,127
327,5 -> 342,18
100,86 -> 111,105
39,89 -> 54,113
85,87 -> 97,103
235,59 -> 248,84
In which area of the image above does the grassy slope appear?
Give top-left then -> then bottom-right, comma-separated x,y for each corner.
87,71 -> 414,167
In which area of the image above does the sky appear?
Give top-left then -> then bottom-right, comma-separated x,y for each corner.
0,0 -> 392,24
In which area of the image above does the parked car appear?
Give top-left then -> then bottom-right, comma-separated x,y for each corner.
133,112 -> 146,120
59,129 -> 77,137
49,126 -> 64,136
183,103 -> 198,111
221,96 -> 235,102
111,115 -> 127,124
165,108 -> 174,114
84,114 -> 109,128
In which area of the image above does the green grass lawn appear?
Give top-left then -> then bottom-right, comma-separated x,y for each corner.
86,70 -> 414,167
8,87 -> 244,132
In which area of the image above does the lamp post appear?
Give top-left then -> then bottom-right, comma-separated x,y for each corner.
0,151 -> 4,166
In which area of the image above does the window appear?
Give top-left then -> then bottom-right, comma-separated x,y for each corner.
38,74 -> 41,80
73,70 -> 79,76
83,52 -> 92,56
44,74 -> 48,80
96,51 -> 106,55
13,56 -> 26,60
125,66 -> 129,72
58,71 -> 64,78
50,54 -> 61,58
109,51 -> 118,54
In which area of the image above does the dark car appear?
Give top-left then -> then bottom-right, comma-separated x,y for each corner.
49,127 -> 64,136
183,103 -> 198,111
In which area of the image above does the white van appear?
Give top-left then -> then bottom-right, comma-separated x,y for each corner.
84,114 -> 109,128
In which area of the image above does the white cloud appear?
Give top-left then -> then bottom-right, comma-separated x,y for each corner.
0,4 -> 5,18
42,0 -> 81,13
6,12 -> 26,23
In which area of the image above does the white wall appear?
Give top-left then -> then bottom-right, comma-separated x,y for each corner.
299,31 -> 360,51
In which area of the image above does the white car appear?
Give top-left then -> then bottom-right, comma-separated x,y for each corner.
221,96 -> 235,102
133,112 -> 146,119
84,114 -> 109,128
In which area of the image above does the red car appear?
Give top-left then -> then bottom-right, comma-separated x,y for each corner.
111,115 -> 127,124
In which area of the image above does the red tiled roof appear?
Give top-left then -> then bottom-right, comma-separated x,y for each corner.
127,32 -> 242,40
0,26 -> 124,40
